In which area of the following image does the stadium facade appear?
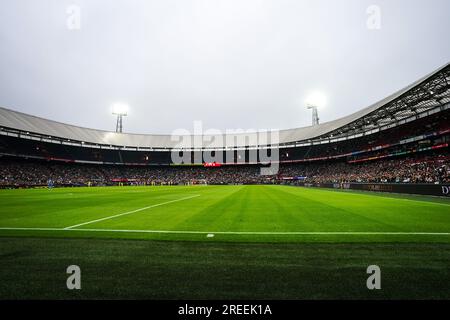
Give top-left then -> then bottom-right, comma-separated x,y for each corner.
0,63 -> 449,164
0,63 -> 449,195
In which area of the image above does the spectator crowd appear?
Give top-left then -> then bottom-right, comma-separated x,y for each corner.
0,152 -> 448,187
278,155 -> 449,184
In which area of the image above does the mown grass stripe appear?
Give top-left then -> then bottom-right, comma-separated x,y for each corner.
63,194 -> 201,229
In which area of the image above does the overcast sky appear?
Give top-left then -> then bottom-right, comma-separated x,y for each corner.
0,0 -> 449,134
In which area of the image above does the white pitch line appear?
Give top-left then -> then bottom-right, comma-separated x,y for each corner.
72,230 -> 450,235
0,227 -> 449,236
63,194 -> 201,230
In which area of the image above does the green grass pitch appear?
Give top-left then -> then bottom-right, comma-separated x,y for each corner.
0,185 -> 449,299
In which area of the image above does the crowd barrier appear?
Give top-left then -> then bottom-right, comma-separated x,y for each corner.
298,182 -> 450,197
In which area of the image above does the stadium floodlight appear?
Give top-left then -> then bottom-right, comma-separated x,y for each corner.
305,91 -> 326,126
306,104 -> 319,126
112,103 -> 129,133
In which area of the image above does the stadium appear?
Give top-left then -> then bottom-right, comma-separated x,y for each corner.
0,62 -> 449,300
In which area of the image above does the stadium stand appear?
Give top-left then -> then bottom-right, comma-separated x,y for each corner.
0,152 -> 448,188
0,63 -> 449,193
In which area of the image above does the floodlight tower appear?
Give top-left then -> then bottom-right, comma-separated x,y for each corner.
305,91 -> 326,126
307,104 -> 320,126
115,113 -> 125,133
112,103 -> 128,133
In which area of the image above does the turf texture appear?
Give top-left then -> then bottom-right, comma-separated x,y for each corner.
0,185 -> 449,299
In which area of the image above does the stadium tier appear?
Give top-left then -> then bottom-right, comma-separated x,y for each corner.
0,63 -> 449,190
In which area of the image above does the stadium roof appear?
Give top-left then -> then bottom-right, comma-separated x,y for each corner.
0,62 -> 449,150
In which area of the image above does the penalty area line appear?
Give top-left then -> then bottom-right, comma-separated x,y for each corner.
0,227 -> 449,236
63,194 -> 201,230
